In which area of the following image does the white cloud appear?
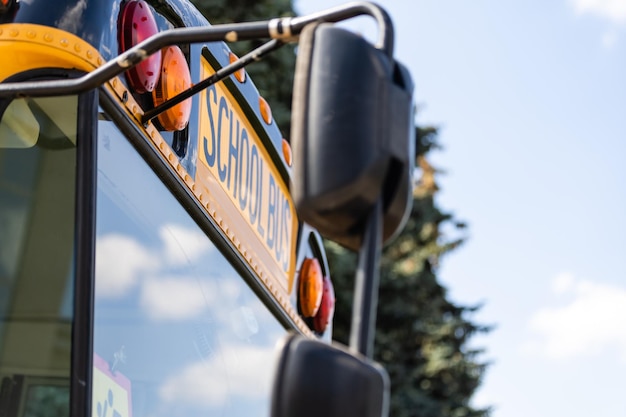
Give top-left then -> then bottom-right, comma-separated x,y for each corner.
159,224 -> 213,267
159,344 -> 273,406
524,274 -> 626,360
602,30 -> 618,48
551,271 -> 575,294
571,0 -> 626,23
141,277 -> 211,320
95,234 -> 158,297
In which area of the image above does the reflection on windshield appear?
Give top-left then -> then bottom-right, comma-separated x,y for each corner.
94,114 -> 285,417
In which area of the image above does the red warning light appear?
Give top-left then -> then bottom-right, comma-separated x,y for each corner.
118,0 -> 162,93
0,0 -> 13,13
313,275 -> 335,334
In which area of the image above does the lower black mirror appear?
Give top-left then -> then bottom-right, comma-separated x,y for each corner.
271,334 -> 389,417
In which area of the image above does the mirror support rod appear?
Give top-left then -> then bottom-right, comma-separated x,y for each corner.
349,198 -> 383,358
0,1 -> 393,99
142,39 -> 284,124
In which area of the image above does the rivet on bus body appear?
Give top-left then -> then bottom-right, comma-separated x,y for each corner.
97,57 -> 103,65
9,29 -> 18,37
86,50 -> 94,59
60,38 -> 69,47
74,43 -> 82,53
26,31 -> 36,39
44,33 -> 53,42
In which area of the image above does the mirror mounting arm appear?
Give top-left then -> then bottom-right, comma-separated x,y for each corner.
0,1 -> 393,99
286,1 -> 394,57
349,198 -> 384,358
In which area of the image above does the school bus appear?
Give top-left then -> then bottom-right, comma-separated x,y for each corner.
0,1 -> 415,417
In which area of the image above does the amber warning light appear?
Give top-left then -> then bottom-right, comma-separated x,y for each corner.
298,258 -> 335,334
153,46 -> 192,131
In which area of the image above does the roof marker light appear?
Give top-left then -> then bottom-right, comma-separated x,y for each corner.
229,52 -> 246,83
118,0 -> 162,93
282,138 -> 292,167
259,96 -> 272,125
298,258 -> 324,318
152,45 -> 192,131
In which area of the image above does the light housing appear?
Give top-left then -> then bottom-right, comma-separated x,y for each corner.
0,0 -> 14,14
152,45 -> 192,131
118,0 -> 162,93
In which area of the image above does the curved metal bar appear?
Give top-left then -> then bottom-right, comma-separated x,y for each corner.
0,1 -> 394,99
288,1 -> 394,57
0,21 -> 271,98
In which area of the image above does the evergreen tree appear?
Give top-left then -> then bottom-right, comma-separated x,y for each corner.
191,0 -> 296,138
327,126 -> 491,417
190,1 -> 491,416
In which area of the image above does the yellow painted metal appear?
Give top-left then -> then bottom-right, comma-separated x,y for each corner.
0,24 -> 102,81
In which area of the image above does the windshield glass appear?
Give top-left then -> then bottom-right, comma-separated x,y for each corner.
0,96 -> 77,417
93,110 -> 286,417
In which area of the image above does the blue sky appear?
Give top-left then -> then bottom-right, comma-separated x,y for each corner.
295,1 -> 626,416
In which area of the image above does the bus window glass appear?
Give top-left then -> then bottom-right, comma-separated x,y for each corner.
0,96 -> 77,417
94,111 -> 285,417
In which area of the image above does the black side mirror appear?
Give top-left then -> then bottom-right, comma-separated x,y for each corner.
271,334 -> 389,417
291,23 -> 415,251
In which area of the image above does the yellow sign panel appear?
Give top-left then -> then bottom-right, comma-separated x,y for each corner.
92,354 -> 133,417
196,58 -> 297,291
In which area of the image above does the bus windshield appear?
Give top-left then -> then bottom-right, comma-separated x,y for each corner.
0,96 -> 78,417
92,107 -> 285,417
